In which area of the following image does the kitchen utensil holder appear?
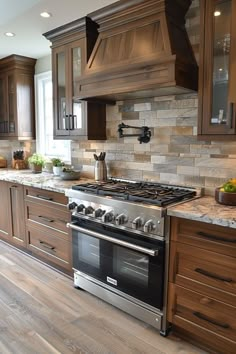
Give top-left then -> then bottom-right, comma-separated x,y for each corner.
95,160 -> 107,181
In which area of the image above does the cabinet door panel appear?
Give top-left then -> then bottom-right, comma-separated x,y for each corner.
168,284 -> 236,354
171,216 -> 236,258
9,184 -> 26,245
199,0 -> 236,137
0,76 -> 7,134
169,241 -> 236,305
25,201 -> 69,235
52,46 -> 69,136
169,284 -> 236,343
0,181 -> 10,239
27,224 -> 71,271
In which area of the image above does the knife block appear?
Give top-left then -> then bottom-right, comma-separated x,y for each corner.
12,159 -> 27,169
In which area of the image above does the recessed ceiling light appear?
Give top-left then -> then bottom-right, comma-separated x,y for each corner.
214,11 -> 221,17
40,11 -> 52,18
4,32 -> 15,37
219,68 -> 223,71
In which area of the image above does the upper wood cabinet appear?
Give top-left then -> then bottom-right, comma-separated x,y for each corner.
198,0 -> 236,139
44,17 -> 106,140
0,55 -> 36,140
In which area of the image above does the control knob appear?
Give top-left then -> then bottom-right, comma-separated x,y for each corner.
143,219 -> 156,233
84,206 -> 94,215
93,208 -> 105,218
102,211 -> 114,223
132,216 -> 144,230
115,213 -> 128,225
76,204 -> 85,212
67,202 -> 77,210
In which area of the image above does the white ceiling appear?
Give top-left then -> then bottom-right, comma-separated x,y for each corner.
0,0 -> 117,59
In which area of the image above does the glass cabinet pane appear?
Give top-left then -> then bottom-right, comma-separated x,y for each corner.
0,77 -> 6,133
8,75 -> 15,133
211,0 -> 231,125
56,51 -> 66,130
72,47 -> 81,96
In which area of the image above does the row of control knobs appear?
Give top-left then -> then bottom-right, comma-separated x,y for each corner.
67,202 -> 157,232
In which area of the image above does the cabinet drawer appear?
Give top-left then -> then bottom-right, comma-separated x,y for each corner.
169,241 -> 236,305
27,224 -> 71,271
24,187 -> 68,209
25,201 -> 69,235
168,284 -> 236,349
171,217 -> 236,258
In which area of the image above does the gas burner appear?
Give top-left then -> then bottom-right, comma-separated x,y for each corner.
72,180 -> 197,207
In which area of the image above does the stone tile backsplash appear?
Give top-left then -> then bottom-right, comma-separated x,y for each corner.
70,91 -> 236,195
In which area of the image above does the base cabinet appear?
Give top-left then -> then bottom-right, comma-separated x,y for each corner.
168,217 -> 236,354
24,186 -> 72,274
0,181 -> 10,240
0,181 -> 25,247
9,183 -> 26,246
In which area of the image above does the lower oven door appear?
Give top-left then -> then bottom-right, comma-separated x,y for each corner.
69,218 -> 164,310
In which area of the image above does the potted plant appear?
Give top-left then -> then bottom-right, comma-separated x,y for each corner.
51,158 -> 65,176
28,153 -> 45,173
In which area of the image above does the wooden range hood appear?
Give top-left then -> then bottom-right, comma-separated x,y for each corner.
77,0 -> 198,103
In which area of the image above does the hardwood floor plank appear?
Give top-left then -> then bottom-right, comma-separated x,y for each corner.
0,241 -> 208,354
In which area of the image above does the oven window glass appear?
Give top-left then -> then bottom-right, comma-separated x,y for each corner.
113,247 -> 149,286
78,235 -> 100,268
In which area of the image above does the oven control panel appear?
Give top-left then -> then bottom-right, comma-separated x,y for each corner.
67,199 -> 165,238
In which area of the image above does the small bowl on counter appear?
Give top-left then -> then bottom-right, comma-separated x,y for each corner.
59,169 -> 80,180
215,187 -> 236,206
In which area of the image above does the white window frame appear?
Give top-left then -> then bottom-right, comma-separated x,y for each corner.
35,71 -> 71,163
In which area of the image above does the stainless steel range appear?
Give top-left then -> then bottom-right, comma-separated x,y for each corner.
66,179 -> 201,335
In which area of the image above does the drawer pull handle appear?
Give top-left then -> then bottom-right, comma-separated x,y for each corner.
195,268 -> 233,283
197,231 -> 236,243
38,216 -> 54,223
39,240 -> 55,250
36,194 -> 53,201
193,312 -> 230,329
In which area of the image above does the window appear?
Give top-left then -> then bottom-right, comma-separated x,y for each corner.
35,71 -> 71,162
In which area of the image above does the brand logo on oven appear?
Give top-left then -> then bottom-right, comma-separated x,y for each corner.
107,276 -> 117,286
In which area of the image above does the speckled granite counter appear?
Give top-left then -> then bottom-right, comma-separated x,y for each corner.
0,169 -> 90,193
167,196 -> 236,229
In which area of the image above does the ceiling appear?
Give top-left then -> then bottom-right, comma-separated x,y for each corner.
0,0 -> 117,60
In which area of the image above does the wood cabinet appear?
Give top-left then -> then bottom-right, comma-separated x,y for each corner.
0,180 -> 10,240
168,217 -> 236,354
43,17 -> 106,140
0,55 -> 36,140
198,0 -> 236,139
0,181 -> 26,247
9,183 -> 26,246
24,186 -> 72,274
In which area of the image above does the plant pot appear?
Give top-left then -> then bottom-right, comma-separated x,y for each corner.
215,187 -> 236,206
29,163 -> 42,174
53,166 -> 63,176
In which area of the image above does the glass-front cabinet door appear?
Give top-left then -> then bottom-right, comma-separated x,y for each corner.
53,46 -> 69,136
7,73 -> 16,135
53,39 -> 86,137
199,0 -> 236,137
0,75 -> 7,134
68,40 -> 87,137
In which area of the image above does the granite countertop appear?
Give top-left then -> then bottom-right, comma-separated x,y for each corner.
0,168 -> 91,193
167,196 -> 236,229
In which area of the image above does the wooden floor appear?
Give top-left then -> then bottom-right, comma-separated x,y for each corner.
0,241 -> 208,354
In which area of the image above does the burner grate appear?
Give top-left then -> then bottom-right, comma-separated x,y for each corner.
72,181 -> 196,207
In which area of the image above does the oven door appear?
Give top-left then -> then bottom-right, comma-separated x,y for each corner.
69,218 -> 164,309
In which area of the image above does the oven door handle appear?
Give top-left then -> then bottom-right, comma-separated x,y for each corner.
67,223 -> 159,257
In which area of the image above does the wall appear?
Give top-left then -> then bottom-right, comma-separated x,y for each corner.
35,55 -> 51,74
71,0 -> 236,196
0,140 -> 35,167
